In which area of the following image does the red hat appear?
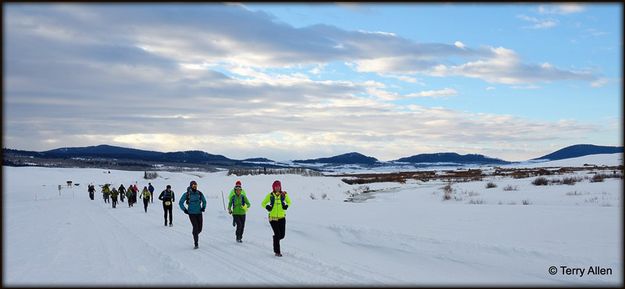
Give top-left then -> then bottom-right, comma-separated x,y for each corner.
235,180 -> 242,187
272,180 -> 281,191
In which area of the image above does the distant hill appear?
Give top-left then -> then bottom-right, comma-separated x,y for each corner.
6,144 -> 239,166
161,150 -> 233,164
394,152 -> 510,165
44,144 -> 162,160
243,158 -> 275,163
293,152 -> 379,165
533,144 -> 623,161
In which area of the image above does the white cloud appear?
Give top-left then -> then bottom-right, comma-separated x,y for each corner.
591,78 -> 609,88
425,46 -> 595,84
454,41 -> 466,49
357,29 -> 396,37
309,64 -> 325,75
406,88 -> 458,98
511,84 -> 541,90
538,4 -> 585,15
380,74 -> 424,85
582,28 -> 609,38
485,86 -> 496,91
517,14 -> 558,29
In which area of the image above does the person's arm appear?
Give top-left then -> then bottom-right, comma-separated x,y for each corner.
244,195 -> 251,208
262,193 -> 274,212
261,193 -> 270,207
200,192 -> 207,211
227,195 -> 233,210
281,192 -> 290,210
285,193 -> 291,206
158,191 -> 164,201
178,192 -> 187,213
172,192 -> 175,202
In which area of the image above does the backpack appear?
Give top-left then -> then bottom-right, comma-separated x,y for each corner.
186,188 -> 204,205
231,194 -> 246,209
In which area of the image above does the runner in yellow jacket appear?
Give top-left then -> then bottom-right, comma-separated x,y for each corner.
261,180 -> 291,257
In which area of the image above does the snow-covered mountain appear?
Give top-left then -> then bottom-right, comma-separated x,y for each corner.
4,144 -> 623,172
532,144 -> 623,161
293,152 -> 379,165
393,152 -> 510,165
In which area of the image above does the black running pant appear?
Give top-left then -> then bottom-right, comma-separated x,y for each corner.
143,198 -> 149,212
163,203 -> 173,224
233,215 -> 246,240
112,196 -> 118,208
269,218 -> 286,254
189,214 -> 203,246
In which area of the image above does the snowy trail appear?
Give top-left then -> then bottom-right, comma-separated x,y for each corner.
5,189 -> 377,285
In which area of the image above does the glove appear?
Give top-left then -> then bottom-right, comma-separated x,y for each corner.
281,202 -> 288,210
265,204 -> 273,212
201,208 -> 205,212
183,208 -> 189,214
228,208 -> 232,215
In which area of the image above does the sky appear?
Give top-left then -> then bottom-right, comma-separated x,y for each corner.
3,3 -> 623,162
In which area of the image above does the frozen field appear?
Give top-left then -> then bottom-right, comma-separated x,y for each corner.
3,153 -> 623,286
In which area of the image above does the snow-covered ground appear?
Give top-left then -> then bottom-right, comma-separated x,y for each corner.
3,153 -> 623,286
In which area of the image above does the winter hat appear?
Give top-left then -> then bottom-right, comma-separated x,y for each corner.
272,180 -> 281,192
166,185 -> 171,189
235,180 -> 242,187
190,180 -> 197,186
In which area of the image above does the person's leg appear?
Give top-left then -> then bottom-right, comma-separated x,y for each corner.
197,214 -> 203,235
189,214 -> 199,246
163,203 -> 168,225
143,198 -> 148,212
278,218 -> 286,240
167,205 -> 173,225
270,220 -> 280,254
237,215 -> 246,240
234,215 -> 243,240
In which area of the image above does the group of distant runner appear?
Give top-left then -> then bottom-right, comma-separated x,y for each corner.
87,180 -> 291,256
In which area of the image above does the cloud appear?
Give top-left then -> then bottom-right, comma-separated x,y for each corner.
379,74 -> 424,85
517,14 -> 558,29
538,4 -> 585,15
406,88 -> 458,98
425,46 -> 595,84
591,78 -> 609,88
5,4 -> 598,87
3,4 -> 611,161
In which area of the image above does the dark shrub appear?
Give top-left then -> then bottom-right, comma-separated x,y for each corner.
532,177 -> 549,186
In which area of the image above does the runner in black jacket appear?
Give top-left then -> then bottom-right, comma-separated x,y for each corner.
158,185 -> 176,227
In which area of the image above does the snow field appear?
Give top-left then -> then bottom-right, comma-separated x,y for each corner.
3,158 -> 622,285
